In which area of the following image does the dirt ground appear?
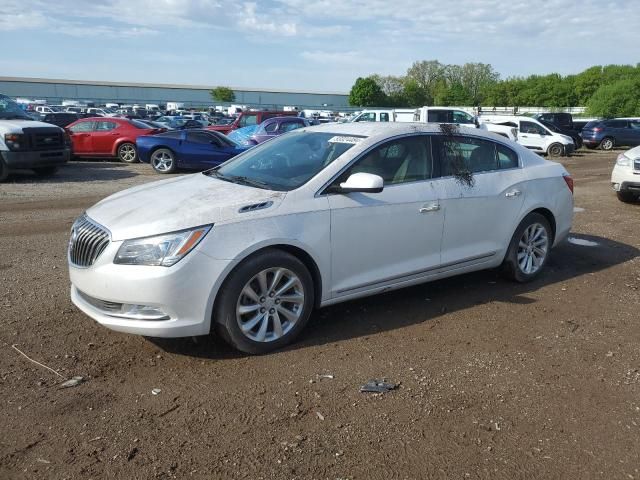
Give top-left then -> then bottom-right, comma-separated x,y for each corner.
1,150 -> 639,480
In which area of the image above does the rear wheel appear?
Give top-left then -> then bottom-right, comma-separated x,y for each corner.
547,143 -> 563,157
617,191 -> 638,203
150,148 -> 177,174
501,213 -> 552,283
214,249 -> 315,354
33,166 -> 58,176
117,142 -> 138,163
599,137 -> 614,151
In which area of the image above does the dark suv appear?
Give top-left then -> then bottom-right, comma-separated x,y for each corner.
43,112 -> 81,128
534,112 -> 573,130
581,119 -> 640,150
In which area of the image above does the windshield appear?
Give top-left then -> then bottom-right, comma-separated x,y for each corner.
207,131 -> 363,191
0,95 -> 32,120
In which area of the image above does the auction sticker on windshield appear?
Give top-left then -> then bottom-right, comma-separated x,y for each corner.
328,136 -> 363,144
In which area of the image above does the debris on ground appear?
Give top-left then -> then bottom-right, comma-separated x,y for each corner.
316,411 -> 325,421
360,380 -> 398,394
59,376 -> 85,389
151,388 -> 162,395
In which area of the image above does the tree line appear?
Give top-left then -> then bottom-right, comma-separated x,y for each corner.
349,61 -> 640,117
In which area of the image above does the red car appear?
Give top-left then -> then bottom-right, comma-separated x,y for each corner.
66,117 -> 164,163
207,111 -> 298,135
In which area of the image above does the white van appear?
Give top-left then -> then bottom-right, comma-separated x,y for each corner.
479,115 -> 574,156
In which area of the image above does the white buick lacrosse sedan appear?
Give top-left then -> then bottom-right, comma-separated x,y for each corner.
69,123 -> 573,353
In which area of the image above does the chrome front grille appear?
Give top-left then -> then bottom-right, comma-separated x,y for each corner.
69,215 -> 110,267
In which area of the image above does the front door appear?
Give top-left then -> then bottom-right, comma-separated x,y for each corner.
182,131 -> 231,168
518,120 -> 547,151
327,135 -> 444,296
68,120 -> 95,155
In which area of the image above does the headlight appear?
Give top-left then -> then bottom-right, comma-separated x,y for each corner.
616,154 -> 631,167
4,133 -> 25,150
114,225 -> 211,266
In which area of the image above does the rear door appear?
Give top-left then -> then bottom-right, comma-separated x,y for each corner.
433,135 -> 525,266
91,120 -> 120,154
629,121 -> 640,146
68,120 -> 95,154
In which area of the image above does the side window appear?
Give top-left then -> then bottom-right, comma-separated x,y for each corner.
520,121 -> 545,135
69,121 -> 94,133
264,122 -> 278,133
95,121 -> 117,131
187,132 -> 217,145
629,121 -> 640,130
496,144 -> 519,169
356,112 -> 376,122
452,110 -> 474,124
427,110 -> 451,123
434,135 -> 498,175
344,136 -> 433,185
239,114 -> 257,127
380,112 -> 389,122
606,120 -> 627,129
280,121 -> 303,133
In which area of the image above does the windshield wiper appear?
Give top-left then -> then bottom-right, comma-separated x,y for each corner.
204,170 -> 271,189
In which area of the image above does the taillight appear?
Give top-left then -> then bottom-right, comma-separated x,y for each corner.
563,174 -> 574,194
592,127 -> 602,132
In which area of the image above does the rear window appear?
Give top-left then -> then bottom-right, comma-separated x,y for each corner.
129,119 -> 152,129
583,121 -> 601,129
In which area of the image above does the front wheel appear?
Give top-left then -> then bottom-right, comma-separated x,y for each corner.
599,137 -> 614,151
547,143 -> 563,157
617,191 -> 638,203
150,148 -> 177,174
501,213 -> 552,283
33,166 -> 58,176
214,249 -> 315,354
117,142 -> 138,163
0,158 -> 8,182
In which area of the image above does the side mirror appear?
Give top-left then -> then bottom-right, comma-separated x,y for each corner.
338,172 -> 384,194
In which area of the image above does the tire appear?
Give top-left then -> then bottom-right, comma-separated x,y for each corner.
501,213 -> 552,283
547,143 -> 563,157
117,142 -> 138,163
617,191 -> 637,203
32,166 -> 58,176
214,249 -> 315,354
150,148 -> 177,174
0,158 -> 8,182
599,137 -> 614,151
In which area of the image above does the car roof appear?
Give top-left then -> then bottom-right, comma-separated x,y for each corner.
305,121 -> 494,139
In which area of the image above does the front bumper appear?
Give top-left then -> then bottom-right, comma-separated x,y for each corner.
611,165 -> 640,192
69,243 -> 232,337
1,148 -> 70,169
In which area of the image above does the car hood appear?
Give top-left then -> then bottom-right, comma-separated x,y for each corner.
86,173 -> 286,241
0,119 -> 62,132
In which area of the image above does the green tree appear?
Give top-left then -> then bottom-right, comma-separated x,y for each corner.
210,86 -> 235,103
348,77 -> 387,106
587,79 -> 640,117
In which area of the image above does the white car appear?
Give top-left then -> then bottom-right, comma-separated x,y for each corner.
480,115 -> 574,156
68,123 -> 574,354
611,146 -> 640,202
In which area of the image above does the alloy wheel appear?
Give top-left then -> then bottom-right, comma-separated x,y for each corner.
119,144 -> 136,162
151,150 -> 174,172
601,138 -> 614,150
236,267 -> 305,343
516,223 -> 549,275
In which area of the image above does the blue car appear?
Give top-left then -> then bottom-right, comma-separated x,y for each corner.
582,118 -> 640,150
137,129 -> 247,174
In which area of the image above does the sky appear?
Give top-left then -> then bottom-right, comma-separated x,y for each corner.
2,0 -> 640,93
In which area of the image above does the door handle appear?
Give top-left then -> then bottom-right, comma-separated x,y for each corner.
505,189 -> 521,198
419,203 -> 440,213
